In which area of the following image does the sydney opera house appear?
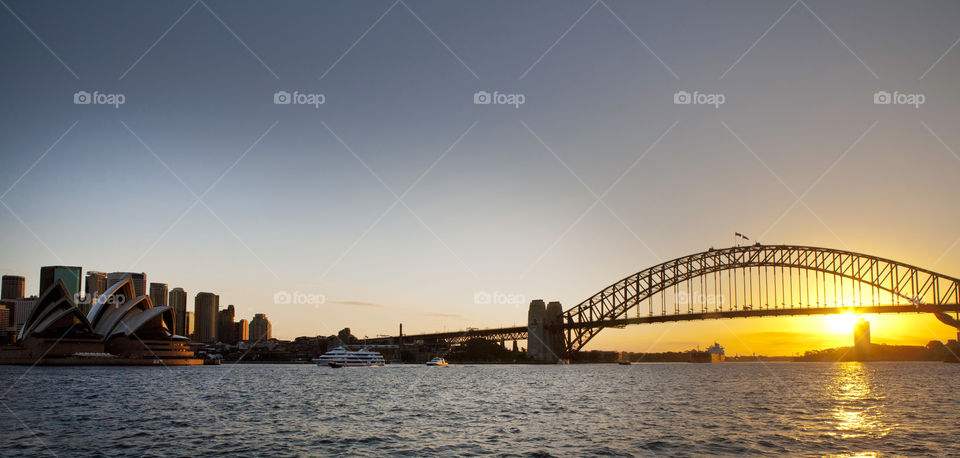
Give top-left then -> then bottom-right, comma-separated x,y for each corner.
0,278 -> 202,365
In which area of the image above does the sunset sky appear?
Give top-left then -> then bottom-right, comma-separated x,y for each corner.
2,0 -> 960,355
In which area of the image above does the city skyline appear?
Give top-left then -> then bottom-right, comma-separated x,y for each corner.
2,1 -> 960,355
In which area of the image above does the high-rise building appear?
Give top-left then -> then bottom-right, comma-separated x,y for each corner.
83,271 -> 107,315
169,288 -> 188,337
854,318 -> 871,361
0,305 -> 10,341
1,275 -> 25,300
217,304 -> 237,344
107,272 -> 146,297
194,292 -> 219,343
236,319 -> 249,342
249,313 -> 272,342
40,266 -> 82,298
149,283 -> 168,307
10,297 -> 37,335
185,311 -> 194,339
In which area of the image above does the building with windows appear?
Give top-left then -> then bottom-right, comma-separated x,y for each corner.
249,313 -> 272,342
82,272 -> 108,316
217,304 -> 237,344
236,319 -> 249,342
169,288 -> 187,337
2,275 -> 25,300
194,292 -> 219,343
107,272 -> 146,298
149,283 -> 168,308
185,311 -> 194,339
40,266 -> 82,299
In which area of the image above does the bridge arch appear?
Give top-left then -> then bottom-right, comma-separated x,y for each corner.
561,245 -> 960,354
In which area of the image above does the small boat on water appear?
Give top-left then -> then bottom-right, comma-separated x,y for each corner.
426,357 -> 448,366
313,346 -> 385,367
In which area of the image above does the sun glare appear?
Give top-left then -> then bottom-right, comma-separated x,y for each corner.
826,312 -> 859,334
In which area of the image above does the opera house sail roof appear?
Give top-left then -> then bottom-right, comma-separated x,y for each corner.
2,278 -> 200,365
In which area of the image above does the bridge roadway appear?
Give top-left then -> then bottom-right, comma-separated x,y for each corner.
364,304 -> 960,346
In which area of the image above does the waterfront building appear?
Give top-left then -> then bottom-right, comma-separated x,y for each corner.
83,272 -> 108,316
249,313 -> 271,341
169,288 -> 187,337
40,266 -> 81,299
2,278 -> 201,365
236,319 -> 249,342
194,292 -> 219,343
217,305 -> 237,344
107,272 -> 146,297
149,283 -> 168,308
1,275 -> 25,300
185,311 -> 194,339
0,305 -> 10,343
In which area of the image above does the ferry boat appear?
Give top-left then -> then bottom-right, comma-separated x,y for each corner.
426,357 -> 448,366
313,346 -> 385,367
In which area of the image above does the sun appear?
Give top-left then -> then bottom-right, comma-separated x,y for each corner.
826,312 -> 859,334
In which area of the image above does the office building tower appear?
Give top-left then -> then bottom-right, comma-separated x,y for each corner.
185,311 -> 194,339
83,271 -> 108,313
854,318 -> 871,361
107,272 -> 146,297
236,319 -> 249,342
217,304 -> 237,345
169,288 -> 187,337
194,292 -> 219,343
40,266 -> 82,298
249,313 -> 272,342
2,275 -> 25,300
149,283 -> 168,307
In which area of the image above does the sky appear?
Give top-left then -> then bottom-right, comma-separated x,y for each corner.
2,0 -> 960,355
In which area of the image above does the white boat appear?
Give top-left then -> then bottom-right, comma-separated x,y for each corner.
426,357 -> 448,366
313,346 -> 385,367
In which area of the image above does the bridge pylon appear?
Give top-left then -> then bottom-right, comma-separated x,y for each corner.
527,300 -> 564,362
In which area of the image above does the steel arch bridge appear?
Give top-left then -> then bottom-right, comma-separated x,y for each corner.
367,245 -> 960,358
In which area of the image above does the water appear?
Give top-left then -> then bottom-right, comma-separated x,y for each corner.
1,362 -> 958,456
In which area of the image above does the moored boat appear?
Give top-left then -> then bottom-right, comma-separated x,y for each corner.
312,346 -> 385,367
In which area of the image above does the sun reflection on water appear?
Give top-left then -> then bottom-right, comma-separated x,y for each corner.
828,363 -> 894,440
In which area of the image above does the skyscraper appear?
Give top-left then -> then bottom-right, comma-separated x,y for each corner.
1,275 -> 25,300
185,311 -> 194,339
854,318 -> 871,361
107,272 -> 147,297
81,271 -> 108,317
249,313 -> 272,342
169,288 -> 187,337
236,319 -> 249,342
149,283 -> 168,307
194,292 -> 219,343
217,304 -> 237,344
40,266 -> 82,299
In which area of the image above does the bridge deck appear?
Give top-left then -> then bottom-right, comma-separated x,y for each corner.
366,304 -> 960,344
